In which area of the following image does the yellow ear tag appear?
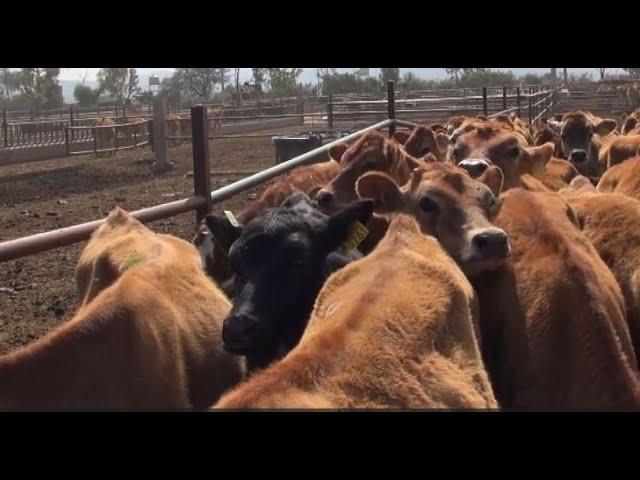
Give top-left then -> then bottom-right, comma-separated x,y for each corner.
120,251 -> 146,272
224,210 -> 240,228
342,221 -> 369,250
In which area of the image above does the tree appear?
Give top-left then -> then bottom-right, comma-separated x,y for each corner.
97,68 -> 140,105
134,90 -> 155,107
218,68 -> 230,103
379,68 -> 400,85
159,72 -> 187,107
73,84 -> 100,107
252,68 -> 268,90
266,68 -> 303,97
0,68 -> 17,103
12,68 -> 62,113
176,68 -> 224,102
599,68 -> 606,80
623,68 -> 640,78
234,68 -> 241,106
445,68 -> 462,84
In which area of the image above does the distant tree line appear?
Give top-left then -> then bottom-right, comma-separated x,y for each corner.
2,67 -> 639,113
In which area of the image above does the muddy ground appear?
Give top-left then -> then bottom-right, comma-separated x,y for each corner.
0,125 -> 309,355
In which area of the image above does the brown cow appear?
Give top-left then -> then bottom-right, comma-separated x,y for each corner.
597,155 -> 640,200
93,117 -> 116,157
0,208 -> 244,410
627,84 -> 640,110
598,134 -> 640,169
559,187 -> 640,366
194,159 -> 341,291
214,213 -> 498,409
520,158 -> 580,192
547,111 -> 617,179
208,107 -> 223,134
471,189 -> 640,409
621,109 -> 640,135
315,131 -> 426,214
392,125 -> 449,162
449,119 -> 555,190
355,163 -> 509,278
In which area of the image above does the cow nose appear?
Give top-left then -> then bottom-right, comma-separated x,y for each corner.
458,159 -> 489,178
222,313 -> 259,352
315,189 -> 334,207
570,150 -> 587,163
472,229 -> 510,259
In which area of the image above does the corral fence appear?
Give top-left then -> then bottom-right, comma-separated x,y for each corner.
0,80 -> 561,264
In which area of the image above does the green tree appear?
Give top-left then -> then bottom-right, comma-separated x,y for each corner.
252,68 -> 268,90
97,68 -> 140,105
73,84 -> 100,107
444,68 -> 462,84
0,68 -> 18,102
266,68 -> 303,97
12,68 -> 62,113
379,68 -> 400,85
134,90 -> 155,107
623,68 -> 640,78
176,68 -> 223,102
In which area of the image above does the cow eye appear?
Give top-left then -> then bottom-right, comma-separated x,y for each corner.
488,197 -> 501,216
419,196 -> 439,213
507,146 -> 519,157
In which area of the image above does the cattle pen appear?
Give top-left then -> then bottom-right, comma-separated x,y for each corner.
0,80 -> 561,264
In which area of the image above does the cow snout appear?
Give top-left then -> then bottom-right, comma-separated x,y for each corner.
458,159 -> 490,178
472,229 -> 510,260
569,150 -> 587,164
315,189 -> 335,208
222,313 -> 259,354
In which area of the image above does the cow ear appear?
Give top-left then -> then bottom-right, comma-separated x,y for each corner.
592,118 -> 617,136
393,131 -> 411,145
547,119 -> 563,134
477,166 -> 504,197
356,171 -> 404,214
522,142 -> 554,179
319,199 -> 374,252
205,214 -> 242,252
329,142 -> 348,163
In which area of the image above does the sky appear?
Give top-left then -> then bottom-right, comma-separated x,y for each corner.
60,67 -> 628,85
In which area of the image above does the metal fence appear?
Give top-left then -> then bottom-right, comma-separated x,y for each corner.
0,79 -> 562,264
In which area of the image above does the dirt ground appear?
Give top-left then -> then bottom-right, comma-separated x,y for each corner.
0,124 -> 309,355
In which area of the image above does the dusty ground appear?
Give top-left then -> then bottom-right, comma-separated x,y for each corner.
0,124 -> 308,355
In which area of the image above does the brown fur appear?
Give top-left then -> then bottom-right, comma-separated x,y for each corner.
597,156 -> 640,200
472,189 -> 640,409
599,135 -> 640,170
450,120 -> 554,190
214,214 -> 498,409
395,125 -> 449,162
559,189 -> 640,367
0,208 -> 244,410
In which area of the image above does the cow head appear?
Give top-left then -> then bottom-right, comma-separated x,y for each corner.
222,193 -> 374,371
449,120 -> 554,191
548,111 -> 617,170
314,131 -> 424,214
356,162 -> 510,277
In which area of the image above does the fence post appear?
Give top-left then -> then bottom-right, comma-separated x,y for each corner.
69,105 -> 74,143
151,94 -> 174,173
148,119 -> 154,153
516,87 -> 521,116
64,126 -> 70,156
327,94 -> 334,129
387,80 -> 396,137
30,108 -> 34,121
482,87 -> 488,116
2,109 -> 7,148
502,86 -> 507,111
528,88 -> 533,124
191,105 -> 212,224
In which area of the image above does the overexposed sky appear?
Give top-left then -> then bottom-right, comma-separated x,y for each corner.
58,68 -> 628,85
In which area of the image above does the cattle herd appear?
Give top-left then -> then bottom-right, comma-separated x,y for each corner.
3,104 -> 640,410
